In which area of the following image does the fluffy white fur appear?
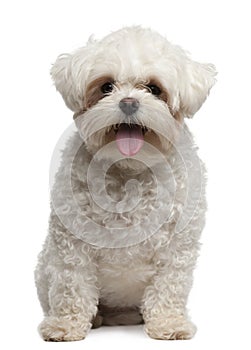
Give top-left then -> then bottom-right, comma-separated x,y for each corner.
35,26 -> 216,341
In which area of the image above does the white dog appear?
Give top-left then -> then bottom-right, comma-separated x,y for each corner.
35,26 -> 216,341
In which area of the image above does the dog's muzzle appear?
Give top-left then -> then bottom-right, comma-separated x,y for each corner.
119,97 -> 139,115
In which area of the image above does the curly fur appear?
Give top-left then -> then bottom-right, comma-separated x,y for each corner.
35,26 -> 216,341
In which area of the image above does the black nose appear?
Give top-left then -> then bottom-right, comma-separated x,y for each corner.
119,97 -> 139,115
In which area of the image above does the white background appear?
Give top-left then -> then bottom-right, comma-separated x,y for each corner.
1,0 -> 250,348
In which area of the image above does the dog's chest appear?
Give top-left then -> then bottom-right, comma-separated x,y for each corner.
74,163 -> 168,234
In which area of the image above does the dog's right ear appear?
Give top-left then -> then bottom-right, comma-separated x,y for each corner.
51,47 -> 92,112
51,54 -> 76,111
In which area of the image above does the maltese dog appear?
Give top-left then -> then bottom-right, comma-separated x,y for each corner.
35,26 -> 216,341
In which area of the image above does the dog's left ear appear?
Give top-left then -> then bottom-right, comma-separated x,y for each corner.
179,60 -> 217,118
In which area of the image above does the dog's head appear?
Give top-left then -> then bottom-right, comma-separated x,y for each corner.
51,27 -> 216,167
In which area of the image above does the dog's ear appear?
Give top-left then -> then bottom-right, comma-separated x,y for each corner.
179,60 -> 217,118
50,47 -> 91,112
51,54 -> 77,111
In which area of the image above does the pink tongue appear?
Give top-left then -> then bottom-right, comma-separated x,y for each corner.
115,124 -> 144,156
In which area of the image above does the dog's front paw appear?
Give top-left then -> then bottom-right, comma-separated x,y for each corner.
145,315 -> 196,340
39,316 -> 91,341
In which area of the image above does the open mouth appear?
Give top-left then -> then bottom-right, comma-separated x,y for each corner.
110,123 -> 149,156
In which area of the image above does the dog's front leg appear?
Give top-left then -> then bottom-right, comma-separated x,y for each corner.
39,269 -> 98,341
141,238 -> 199,340
37,219 -> 99,341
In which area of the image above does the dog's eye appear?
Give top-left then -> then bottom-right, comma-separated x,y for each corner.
146,84 -> 162,96
101,82 -> 114,94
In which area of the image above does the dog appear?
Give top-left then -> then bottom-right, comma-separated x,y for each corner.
35,26 -> 216,341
